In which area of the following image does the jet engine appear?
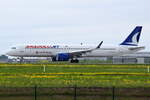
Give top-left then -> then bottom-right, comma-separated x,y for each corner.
56,53 -> 70,61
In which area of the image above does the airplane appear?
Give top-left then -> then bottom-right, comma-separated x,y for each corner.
6,26 -> 145,63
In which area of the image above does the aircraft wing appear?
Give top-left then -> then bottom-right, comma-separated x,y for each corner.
67,41 -> 103,57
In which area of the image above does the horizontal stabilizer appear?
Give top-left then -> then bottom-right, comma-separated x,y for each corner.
128,46 -> 145,51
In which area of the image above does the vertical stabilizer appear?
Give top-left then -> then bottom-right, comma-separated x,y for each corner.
120,26 -> 142,46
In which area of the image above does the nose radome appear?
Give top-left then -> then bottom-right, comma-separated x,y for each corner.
6,51 -> 13,56
6,51 -> 10,56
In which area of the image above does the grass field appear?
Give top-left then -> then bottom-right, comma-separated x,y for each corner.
0,64 -> 149,87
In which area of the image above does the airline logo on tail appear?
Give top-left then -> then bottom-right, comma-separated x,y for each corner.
120,26 -> 142,46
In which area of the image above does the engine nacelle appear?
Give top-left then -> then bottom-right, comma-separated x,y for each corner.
56,53 -> 70,61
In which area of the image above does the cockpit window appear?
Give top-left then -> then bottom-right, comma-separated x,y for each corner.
11,47 -> 16,49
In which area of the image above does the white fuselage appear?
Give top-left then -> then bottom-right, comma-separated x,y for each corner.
6,45 -> 137,58
6,26 -> 145,60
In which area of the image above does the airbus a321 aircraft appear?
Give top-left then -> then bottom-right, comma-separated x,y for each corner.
6,26 -> 145,63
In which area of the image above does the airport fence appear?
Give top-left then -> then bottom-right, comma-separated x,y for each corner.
0,86 -> 149,100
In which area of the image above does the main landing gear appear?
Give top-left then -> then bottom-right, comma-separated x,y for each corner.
70,59 -> 79,63
52,57 -> 57,61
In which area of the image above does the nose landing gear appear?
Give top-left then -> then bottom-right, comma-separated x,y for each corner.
17,57 -> 24,64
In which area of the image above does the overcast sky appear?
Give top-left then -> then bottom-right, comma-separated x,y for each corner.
0,0 -> 150,54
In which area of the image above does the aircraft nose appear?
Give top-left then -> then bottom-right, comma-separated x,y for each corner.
6,51 -> 13,56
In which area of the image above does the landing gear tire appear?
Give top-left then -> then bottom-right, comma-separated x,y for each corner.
70,59 -> 79,63
19,57 -> 24,64
52,57 -> 56,61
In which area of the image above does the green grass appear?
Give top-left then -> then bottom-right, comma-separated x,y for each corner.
0,64 -> 149,87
